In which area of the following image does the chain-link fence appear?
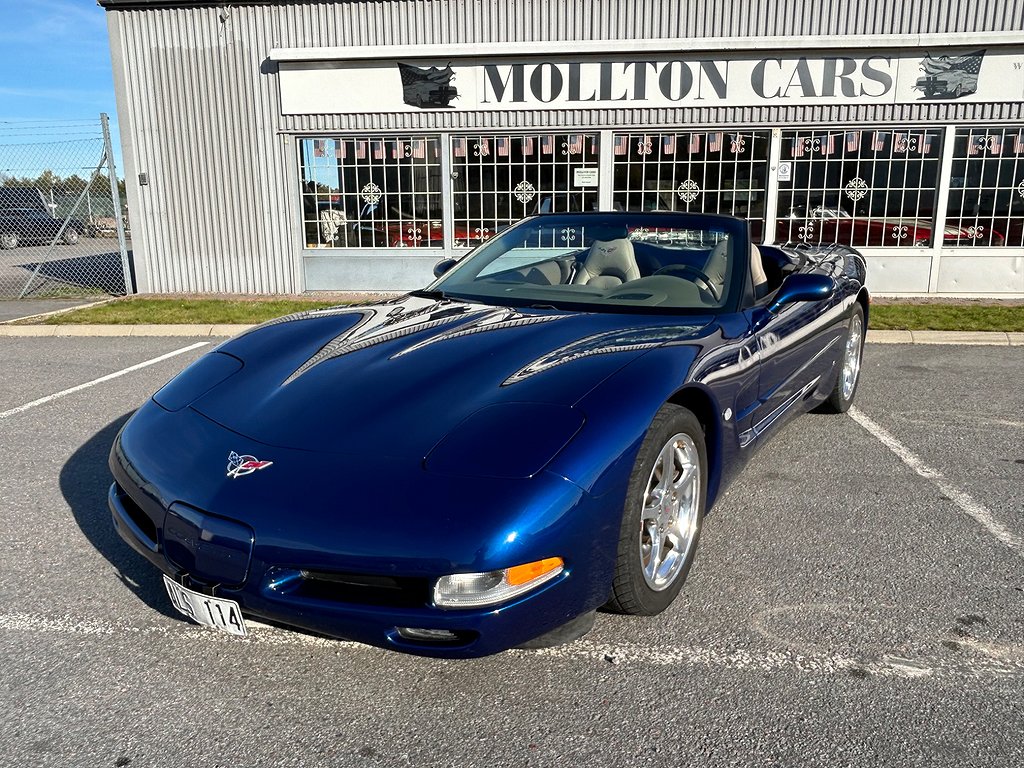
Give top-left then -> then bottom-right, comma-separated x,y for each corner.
0,114 -> 131,298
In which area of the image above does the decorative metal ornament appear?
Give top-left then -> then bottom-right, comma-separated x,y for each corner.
474,227 -> 491,241
560,226 -> 577,242
797,222 -> 815,242
844,177 -> 869,202
676,180 -> 701,203
1017,179 -> 1024,200
637,139 -> 653,156
894,134 -> 918,153
226,451 -> 273,479
360,182 -> 382,205
513,180 -> 537,203
965,225 -> 985,240
891,225 -> 909,240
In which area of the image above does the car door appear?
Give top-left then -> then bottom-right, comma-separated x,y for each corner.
743,283 -> 847,444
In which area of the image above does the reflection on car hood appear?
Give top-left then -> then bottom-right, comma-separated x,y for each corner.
194,295 -> 711,456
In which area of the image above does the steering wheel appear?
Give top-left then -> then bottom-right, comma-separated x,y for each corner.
652,264 -> 719,301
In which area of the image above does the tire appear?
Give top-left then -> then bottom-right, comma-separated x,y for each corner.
819,305 -> 865,414
0,232 -> 18,250
607,404 -> 707,616
62,228 -> 79,245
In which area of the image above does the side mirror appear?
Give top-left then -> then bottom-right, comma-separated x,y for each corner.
432,258 -> 458,278
768,273 -> 836,313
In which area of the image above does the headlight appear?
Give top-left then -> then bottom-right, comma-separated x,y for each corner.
433,557 -> 564,608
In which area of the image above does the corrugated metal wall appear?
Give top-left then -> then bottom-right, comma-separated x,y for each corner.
106,0 -> 1024,293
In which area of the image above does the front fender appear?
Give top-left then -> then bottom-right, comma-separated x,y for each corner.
549,323 -> 757,510
548,343 -> 707,499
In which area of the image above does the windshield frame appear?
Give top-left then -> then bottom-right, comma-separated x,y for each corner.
426,212 -> 751,316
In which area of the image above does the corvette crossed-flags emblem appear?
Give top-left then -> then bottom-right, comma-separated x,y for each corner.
226,451 -> 273,479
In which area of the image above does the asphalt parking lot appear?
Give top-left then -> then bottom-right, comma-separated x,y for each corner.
1,337 -> 1021,768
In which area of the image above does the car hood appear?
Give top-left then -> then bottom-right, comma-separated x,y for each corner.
192,295 -> 712,458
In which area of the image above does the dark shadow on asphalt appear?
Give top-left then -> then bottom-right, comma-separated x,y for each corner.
19,249 -> 134,296
60,411 -> 180,620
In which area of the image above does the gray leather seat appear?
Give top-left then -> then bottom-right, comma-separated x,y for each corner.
701,240 -> 769,300
572,238 -> 641,289
750,244 -> 769,296
702,240 -> 730,300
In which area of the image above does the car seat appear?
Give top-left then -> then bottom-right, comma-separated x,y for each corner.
572,238 -> 641,289
750,244 -> 770,299
702,240 -> 730,300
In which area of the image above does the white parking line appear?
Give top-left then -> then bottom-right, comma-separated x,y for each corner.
849,406 -> 1024,559
1,611 -> 1021,680
0,341 -> 209,420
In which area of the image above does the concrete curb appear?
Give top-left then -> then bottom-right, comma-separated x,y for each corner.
867,329 -> 1023,345
0,324 -> 254,338
0,325 -> 1020,345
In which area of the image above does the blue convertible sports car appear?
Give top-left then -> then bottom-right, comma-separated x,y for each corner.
110,212 -> 868,657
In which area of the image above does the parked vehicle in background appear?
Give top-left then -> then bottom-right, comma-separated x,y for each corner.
0,187 -> 49,212
0,207 -> 87,249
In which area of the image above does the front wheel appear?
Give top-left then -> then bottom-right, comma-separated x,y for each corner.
819,305 -> 865,413
607,404 -> 707,616
1,232 -> 19,250
62,228 -> 79,245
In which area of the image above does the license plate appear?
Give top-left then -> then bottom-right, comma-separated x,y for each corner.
163,575 -> 247,636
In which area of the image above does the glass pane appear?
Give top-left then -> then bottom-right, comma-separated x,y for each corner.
450,133 -> 600,248
610,131 -> 771,241
776,129 -> 944,248
298,135 -> 443,249
945,128 -> 1024,247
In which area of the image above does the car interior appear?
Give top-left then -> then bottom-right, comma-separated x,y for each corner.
472,230 -> 797,310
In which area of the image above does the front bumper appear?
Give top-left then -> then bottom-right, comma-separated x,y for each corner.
108,408 -> 619,658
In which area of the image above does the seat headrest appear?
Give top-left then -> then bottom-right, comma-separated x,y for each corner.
572,238 -> 640,288
586,239 -> 637,278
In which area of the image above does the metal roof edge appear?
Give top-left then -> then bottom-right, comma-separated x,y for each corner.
269,32 -> 1024,62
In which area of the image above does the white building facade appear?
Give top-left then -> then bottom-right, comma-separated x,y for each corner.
101,0 -> 1024,296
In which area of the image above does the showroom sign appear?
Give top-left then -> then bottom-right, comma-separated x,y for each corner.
278,47 -> 1024,114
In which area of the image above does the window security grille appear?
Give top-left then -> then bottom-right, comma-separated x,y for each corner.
611,131 -> 771,241
450,133 -> 600,247
946,127 -> 1024,247
777,128 -> 945,248
299,136 -> 443,249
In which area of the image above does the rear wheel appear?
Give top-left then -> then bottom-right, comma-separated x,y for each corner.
62,228 -> 79,245
819,305 -> 865,413
0,232 -> 18,250
607,404 -> 706,615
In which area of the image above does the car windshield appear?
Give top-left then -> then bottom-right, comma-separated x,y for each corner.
428,213 -> 748,313
428,214 -> 749,313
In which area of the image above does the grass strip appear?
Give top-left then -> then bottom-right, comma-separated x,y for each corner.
38,298 -> 346,325
25,296 -> 1024,332
869,304 -> 1024,332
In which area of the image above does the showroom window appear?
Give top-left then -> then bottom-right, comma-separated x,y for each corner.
777,128 -> 944,248
298,135 -> 443,248
611,131 -> 771,240
450,133 -> 600,247
945,127 -> 1024,247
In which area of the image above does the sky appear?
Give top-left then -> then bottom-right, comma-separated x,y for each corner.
0,0 -> 123,172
